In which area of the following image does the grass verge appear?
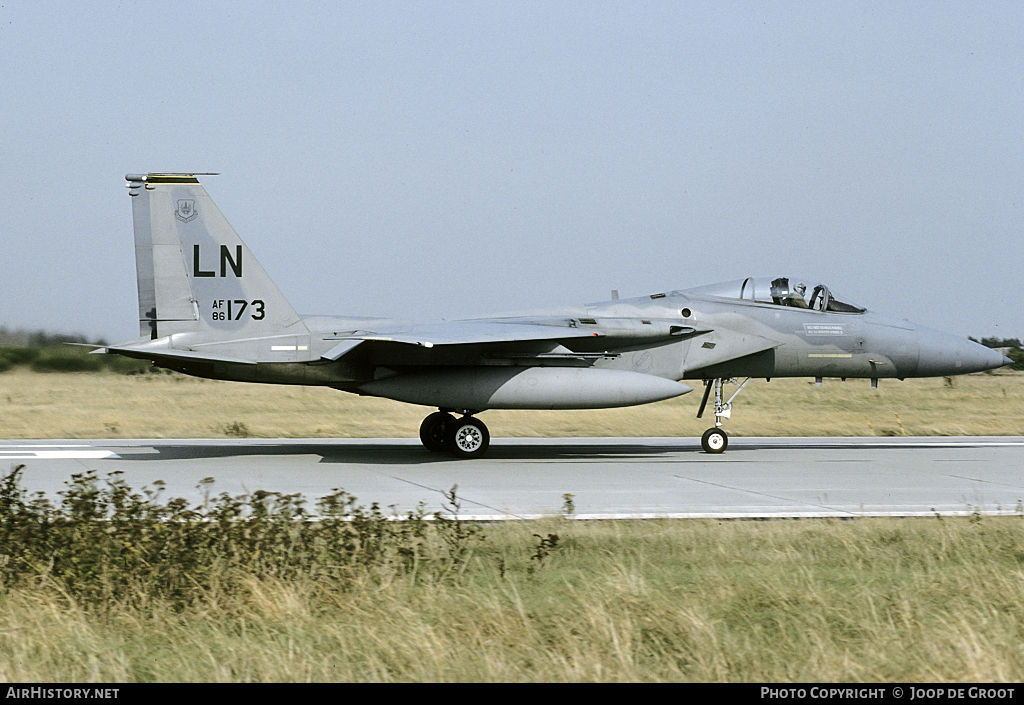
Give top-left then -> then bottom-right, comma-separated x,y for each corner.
1,467 -> 1022,682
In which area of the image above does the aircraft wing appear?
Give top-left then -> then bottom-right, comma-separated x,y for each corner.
322,318 -> 702,361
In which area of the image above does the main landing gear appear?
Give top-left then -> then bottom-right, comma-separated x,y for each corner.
696,377 -> 751,454
419,410 -> 490,459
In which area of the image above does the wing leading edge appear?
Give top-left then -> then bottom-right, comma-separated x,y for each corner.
322,318 -> 703,361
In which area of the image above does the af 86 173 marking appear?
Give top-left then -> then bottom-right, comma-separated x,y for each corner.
210,299 -> 265,321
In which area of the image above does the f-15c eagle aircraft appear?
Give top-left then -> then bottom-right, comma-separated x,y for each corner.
101,173 -> 1011,457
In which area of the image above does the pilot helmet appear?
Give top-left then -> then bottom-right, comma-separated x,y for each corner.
794,282 -> 806,296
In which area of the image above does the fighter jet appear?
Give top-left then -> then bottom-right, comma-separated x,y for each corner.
101,173 -> 1011,457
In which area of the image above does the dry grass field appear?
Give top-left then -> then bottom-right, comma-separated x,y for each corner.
2,367 -> 1022,439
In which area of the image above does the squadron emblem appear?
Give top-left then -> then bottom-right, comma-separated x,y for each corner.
175,199 -> 197,222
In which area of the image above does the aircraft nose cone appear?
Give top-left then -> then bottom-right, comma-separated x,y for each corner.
915,325 -> 1013,376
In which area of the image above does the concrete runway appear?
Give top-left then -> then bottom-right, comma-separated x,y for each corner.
2,437 -> 1023,520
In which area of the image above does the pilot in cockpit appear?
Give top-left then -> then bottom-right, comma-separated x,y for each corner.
771,277 -> 811,308
789,282 -> 810,308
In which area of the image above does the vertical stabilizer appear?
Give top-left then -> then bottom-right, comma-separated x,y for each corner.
126,174 -> 307,340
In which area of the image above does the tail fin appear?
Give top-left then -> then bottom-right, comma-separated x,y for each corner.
126,173 -> 307,340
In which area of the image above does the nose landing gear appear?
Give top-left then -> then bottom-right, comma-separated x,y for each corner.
419,409 -> 490,459
697,377 -> 750,454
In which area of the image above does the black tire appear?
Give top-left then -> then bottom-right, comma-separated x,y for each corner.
419,412 -> 454,452
446,417 -> 490,459
701,427 -> 728,454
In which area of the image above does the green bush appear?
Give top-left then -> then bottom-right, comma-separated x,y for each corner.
0,467 -> 481,607
1,344 -> 158,374
30,346 -> 104,372
1008,347 -> 1024,371
0,346 -> 39,372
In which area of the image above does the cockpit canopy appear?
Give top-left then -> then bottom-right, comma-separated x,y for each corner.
683,277 -> 866,313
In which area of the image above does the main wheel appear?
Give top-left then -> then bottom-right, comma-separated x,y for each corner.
419,411 -> 454,452
447,416 -> 490,459
701,427 -> 728,454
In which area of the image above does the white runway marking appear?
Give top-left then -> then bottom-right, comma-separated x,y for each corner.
0,445 -> 120,460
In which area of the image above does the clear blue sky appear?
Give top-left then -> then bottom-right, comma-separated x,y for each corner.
2,1 -> 1021,343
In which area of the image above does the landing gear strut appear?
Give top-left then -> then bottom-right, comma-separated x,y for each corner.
696,377 -> 750,454
419,410 -> 490,459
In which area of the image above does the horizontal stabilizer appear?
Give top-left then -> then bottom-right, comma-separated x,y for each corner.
101,345 -> 256,366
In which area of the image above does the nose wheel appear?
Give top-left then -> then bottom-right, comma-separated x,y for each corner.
701,427 -> 728,453
419,410 -> 490,459
696,377 -> 750,454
